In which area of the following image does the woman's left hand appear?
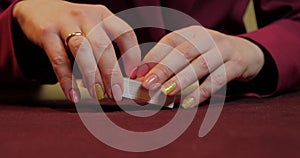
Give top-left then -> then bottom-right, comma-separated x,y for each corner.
136,26 -> 265,108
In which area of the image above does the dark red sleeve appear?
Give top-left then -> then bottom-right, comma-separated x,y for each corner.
0,0 -> 28,85
0,0 -> 57,86
240,0 -> 300,95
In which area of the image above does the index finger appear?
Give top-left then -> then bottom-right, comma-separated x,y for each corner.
136,29 -> 189,77
42,34 -> 80,103
137,26 -> 214,77
100,7 -> 141,77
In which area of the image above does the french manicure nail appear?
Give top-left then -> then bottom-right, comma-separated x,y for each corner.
182,97 -> 195,109
94,83 -> 105,100
161,81 -> 177,95
69,89 -> 79,103
112,84 -> 123,101
144,74 -> 159,89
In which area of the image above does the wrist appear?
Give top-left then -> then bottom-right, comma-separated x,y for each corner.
247,38 -> 265,79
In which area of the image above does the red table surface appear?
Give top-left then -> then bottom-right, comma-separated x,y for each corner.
0,90 -> 299,158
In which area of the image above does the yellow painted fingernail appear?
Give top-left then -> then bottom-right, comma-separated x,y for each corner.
182,97 -> 195,109
161,81 -> 177,95
94,83 -> 105,100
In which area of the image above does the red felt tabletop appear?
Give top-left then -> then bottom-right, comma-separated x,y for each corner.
0,90 -> 299,158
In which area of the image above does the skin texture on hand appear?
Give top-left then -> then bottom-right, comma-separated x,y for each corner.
137,25 -> 265,108
13,0 -> 141,102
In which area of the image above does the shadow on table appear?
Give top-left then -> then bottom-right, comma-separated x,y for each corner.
1,84 -> 299,113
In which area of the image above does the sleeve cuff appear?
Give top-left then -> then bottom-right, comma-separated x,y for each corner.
227,19 -> 300,97
226,39 -> 278,98
11,1 -> 58,84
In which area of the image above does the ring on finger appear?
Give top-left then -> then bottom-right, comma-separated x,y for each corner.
65,32 -> 85,49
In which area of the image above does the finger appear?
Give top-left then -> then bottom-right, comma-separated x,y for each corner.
43,34 -> 80,103
97,41 -> 124,102
136,31 -> 188,77
61,24 -> 105,100
142,38 -> 210,90
82,22 -> 118,100
160,47 -> 227,96
137,25 -> 213,77
80,16 -> 123,101
181,60 -> 243,109
136,43 -> 174,77
100,6 -> 141,77
86,30 -> 122,101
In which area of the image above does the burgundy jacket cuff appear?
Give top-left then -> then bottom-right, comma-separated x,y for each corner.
240,19 -> 300,96
8,0 -> 57,85
0,0 -> 29,85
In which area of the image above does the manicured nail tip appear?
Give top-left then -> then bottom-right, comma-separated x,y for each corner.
144,74 -> 159,89
94,84 -> 105,100
182,97 -> 195,109
112,84 -> 123,102
69,89 -> 80,103
161,81 -> 177,95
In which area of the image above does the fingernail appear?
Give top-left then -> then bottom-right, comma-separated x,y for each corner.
94,83 -> 105,100
143,74 -> 159,89
69,89 -> 80,103
112,84 -> 123,101
182,97 -> 195,109
149,83 -> 161,90
129,67 -> 138,79
161,81 -> 177,95
137,64 -> 149,77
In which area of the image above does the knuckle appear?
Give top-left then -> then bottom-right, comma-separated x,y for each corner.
89,40 -> 113,55
199,87 -> 210,99
197,57 -> 209,72
96,5 -> 109,12
70,7 -> 87,19
95,5 -> 112,18
188,25 -> 202,33
155,64 -> 173,77
39,24 -> 55,37
69,36 -> 84,51
211,73 -> 226,87
52,55 -> 68,67
177,44 -> 197,61
232,54 -> 246,68
188,25 -> 205,37
101,68 -> 120,79
118,29 -> 135,40
94,43 -> 114,60
219,39 -> 232,53
90,38 -> 111,51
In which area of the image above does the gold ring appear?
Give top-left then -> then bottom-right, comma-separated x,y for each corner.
65,32 -> 84,49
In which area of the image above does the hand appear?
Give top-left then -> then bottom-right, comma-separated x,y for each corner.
13,0 -> 141,102
136,25 -> 264,108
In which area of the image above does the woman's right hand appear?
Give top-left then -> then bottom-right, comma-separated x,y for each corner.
13,0 -> 141,102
